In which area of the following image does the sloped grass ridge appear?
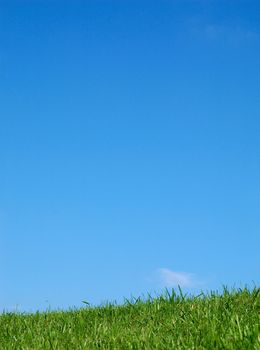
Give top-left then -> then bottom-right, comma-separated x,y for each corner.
0,287 -> 259,349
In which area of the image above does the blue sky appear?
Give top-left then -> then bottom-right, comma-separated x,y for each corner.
0,0 -> 259,312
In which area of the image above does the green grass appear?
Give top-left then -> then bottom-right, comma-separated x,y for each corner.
1,287 -> 259,349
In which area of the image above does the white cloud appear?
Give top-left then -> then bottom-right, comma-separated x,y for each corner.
157,268 -> 199,288
202,23 -> 259,44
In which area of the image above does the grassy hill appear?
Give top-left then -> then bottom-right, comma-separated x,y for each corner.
0,287 -> 259,349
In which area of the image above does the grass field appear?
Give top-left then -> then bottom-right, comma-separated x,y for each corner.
1,287 -> 259,349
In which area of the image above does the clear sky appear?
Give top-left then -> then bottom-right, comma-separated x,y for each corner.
1,0 -> 259,312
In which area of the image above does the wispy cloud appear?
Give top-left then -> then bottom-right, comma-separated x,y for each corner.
204,24 -> 259,42
156,268 -> 200,288
188,16 -> 259,44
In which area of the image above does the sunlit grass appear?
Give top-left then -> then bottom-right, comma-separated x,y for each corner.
0,287 -> 259,349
